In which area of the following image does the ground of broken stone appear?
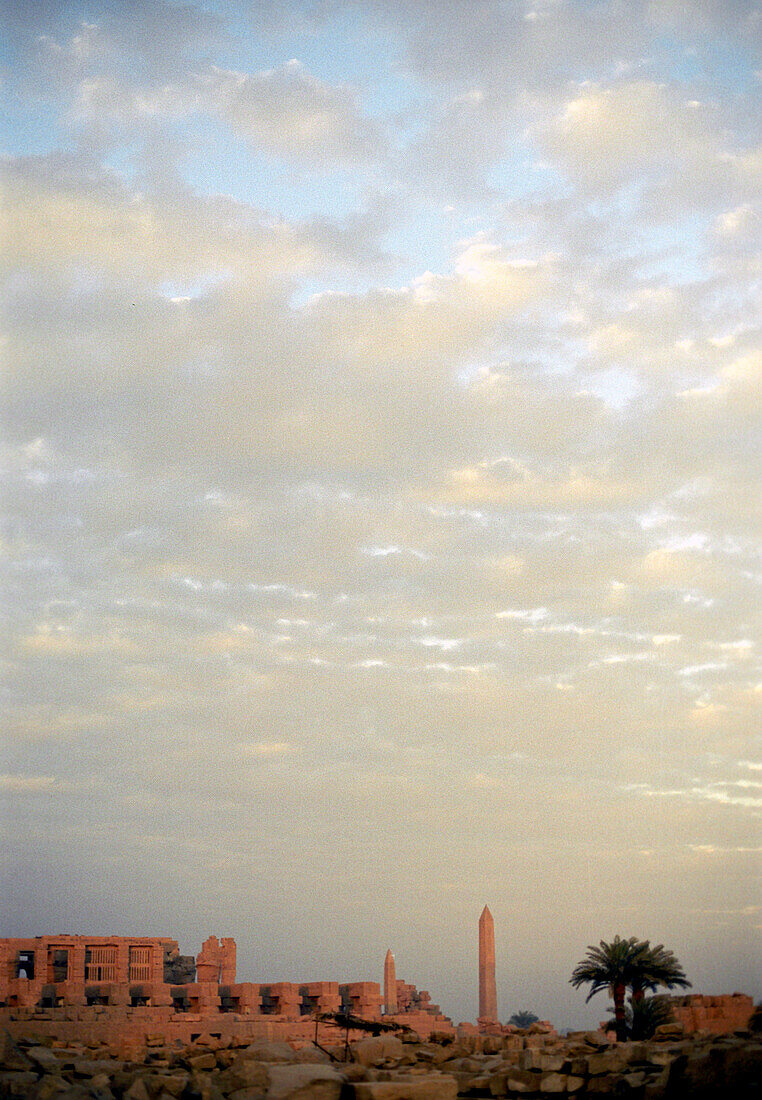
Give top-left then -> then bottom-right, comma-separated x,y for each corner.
2,1025 -> 761,1098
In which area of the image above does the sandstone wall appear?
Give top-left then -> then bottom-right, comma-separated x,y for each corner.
669,992 -> 754,1034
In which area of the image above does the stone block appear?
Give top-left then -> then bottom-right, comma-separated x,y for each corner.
486,1072 -> 508,1096
239,1043 -> 296,1063
350,1038 -> 404,1067
124,1079 -> 150,1100
0,1032 -> 32,1071
26,1046 -> 60,1069
724,1041 -> 762,1087
539,1072 -> 568,1093
506,1067 -> 542,1093
518,1048 -> 541,1070
150,1073 -> 188,1096
34,1077 -> 72,1099
351,1076 -> 458,1100
228,1088 -> 267,1100
621,1070 -> 647,1090
652,1023 -> 684,1041
587,1049 -> 630,1075
642,1069 -> 670,1100
217,1058 -> 268,1094
538,1053 -> 566,1073
265,1063 -> 344,1099
188,1052 -> 217,1071
0,1071 -> 38,1096
293,1047 -> 331,1064
586,1075 -> 618,1094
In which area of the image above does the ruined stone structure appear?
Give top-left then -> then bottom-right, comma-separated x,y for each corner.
0,935 -> 454,1052
0,935 -> 196,1010
668,992 -> 755,1034
391,978 -> 442,1017
478,905 -> 498,1027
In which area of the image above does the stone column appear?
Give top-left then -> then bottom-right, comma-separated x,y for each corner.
115,941 -> 130,985
219,938 -> 236,984
383,949 -> 397,1015
478,905 -> 498,1025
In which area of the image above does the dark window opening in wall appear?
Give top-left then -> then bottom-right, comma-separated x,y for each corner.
39,985 -> 57,1008
48,948 -> 69,983
172,989 -> 189,1014
129,945 -> 151,983
17,952 -> 35,979
219,986 -> 240,1014
85,987 -> 110,1006
84,945 -> 116,982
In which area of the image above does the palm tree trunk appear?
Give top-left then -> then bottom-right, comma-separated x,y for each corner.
613,981 -> 627,1042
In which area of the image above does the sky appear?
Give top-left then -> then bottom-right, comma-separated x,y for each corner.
1,0 -> 761,1030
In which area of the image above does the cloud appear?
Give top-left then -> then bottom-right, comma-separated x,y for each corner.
196,61 -> 384,166
538,80 -> 720,192
0,774 -> 57,793
243,742 -> 295,757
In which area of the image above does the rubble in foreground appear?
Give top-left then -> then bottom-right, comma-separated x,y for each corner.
2,1024 -> 761,1098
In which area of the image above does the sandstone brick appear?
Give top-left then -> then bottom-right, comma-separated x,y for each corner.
350,1038 -> 404,1067
724,1040 -> 762,1088
506,1067 -> 541,1093
351,1075 -> 458,1100
217,1059 -> 269,1093
124,1077 -> 151,1100
642,1070 -> 670,1100
26,1046 -> 60,1069
228,1088 -> 267,1100
586,1049 -> 630,1075
0,1032 -> 32,1071
150,1073 -> 188,1097
188,1053 -> 216,1071
265,1063 -> 344,1099
0,1071 -> 38,1096
240,1044 -> 296,1064
621,1070 -> 647,1090
538,1052 -> 566,1073
586,1074 -> 618,1094
32,1077 -> 71,1099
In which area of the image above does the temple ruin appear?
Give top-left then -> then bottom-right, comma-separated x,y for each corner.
1,921 -> 754,1054
0,934 -> 453,1051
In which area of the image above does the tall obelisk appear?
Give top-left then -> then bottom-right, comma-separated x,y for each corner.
478,905 -> 498,1024
384,949 -> 397,1015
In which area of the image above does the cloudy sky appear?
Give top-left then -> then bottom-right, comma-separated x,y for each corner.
1,0 -> 761,1029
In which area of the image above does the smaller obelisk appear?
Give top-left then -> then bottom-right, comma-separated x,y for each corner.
384,948 -> 397,1015
478,905 -> 498,1025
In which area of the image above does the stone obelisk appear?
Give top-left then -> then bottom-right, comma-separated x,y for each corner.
384,948 -> 397,1014
478,905 -> 498,1025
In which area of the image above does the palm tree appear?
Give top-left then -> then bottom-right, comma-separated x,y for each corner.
570,937 -> 691,1042
629,994 -> 676,1040
630,942 -> 691,1004
570,936 -> 650,1041
604,994 -> 676,1040
508,1009 -> 539,1029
